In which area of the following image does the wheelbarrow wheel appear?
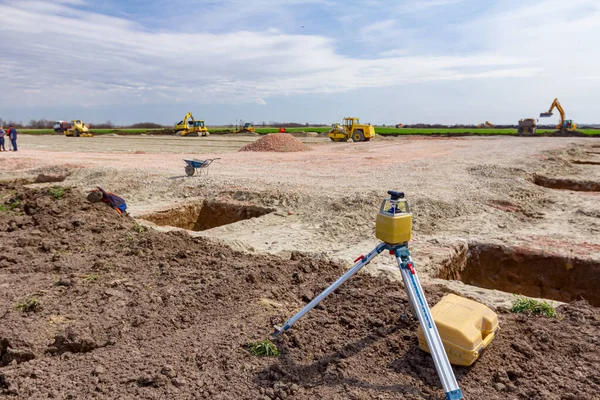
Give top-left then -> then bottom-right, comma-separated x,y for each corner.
185,165 -> 195,176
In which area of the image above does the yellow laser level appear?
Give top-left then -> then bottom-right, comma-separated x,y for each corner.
376,190 -> 412,245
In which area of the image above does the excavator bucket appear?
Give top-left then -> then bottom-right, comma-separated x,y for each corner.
540,112 -> 553,117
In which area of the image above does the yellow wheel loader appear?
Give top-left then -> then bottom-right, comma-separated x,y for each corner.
328,117 -> 375,142
175,112 -> 209,137
540,98 -> 577,133
235,122 -> 256,134
64,120 -> 93,137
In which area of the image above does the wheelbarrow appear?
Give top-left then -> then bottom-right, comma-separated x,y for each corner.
183,158 -> 220,176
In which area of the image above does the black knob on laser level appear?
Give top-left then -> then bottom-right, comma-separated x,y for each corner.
387,190 -> 404,200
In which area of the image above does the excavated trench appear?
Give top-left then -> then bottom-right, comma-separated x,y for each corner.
571,159 -> 600,165
139,200 -> 274,231
438,242 -> 600,306
533,174 -> 600,192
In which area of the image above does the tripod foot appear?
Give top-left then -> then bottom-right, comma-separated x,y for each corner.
271,324 -> 288,338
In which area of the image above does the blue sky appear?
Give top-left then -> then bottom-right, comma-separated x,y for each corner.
0,0 -> 599,125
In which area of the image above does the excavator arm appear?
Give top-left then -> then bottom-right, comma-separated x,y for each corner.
540,98 -> 565,128
183,112 -> 194,127
175,112 -> 195,132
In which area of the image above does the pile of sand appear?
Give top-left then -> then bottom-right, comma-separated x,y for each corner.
239,133 -> 311,152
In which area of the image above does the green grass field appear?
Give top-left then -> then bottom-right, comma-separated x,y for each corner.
20,127 -> 600,136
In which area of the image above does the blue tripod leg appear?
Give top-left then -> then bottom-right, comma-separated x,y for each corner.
394,247 -> 463,400
272,242 -> 388,337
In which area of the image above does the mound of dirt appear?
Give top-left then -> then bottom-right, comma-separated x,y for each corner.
1,183 -> 599,399
239,133 -> 311,152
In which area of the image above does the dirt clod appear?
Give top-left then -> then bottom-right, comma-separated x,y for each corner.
34,174 -> 66,183
47,327 -> 100,355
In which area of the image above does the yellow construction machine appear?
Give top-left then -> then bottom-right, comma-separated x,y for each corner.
235,122 -> 256,134
328,117 -> 375,142
540,98 -> 577,132
477,121 -> 494,128
64,120 -> 92,137
175,112 -> 209,137
517,118 -> 537,135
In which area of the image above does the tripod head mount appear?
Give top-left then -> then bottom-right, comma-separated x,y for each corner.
387,190 -> 404,200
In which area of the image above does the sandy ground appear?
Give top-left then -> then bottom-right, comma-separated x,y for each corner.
1,134 -> 600,308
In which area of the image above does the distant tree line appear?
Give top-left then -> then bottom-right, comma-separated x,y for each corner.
391,123 -> 575,129
222,122 -> 330,128
0,118 -> 168,129
1,117 -> 597,130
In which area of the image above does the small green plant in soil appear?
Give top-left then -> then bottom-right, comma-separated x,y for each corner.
132,221 -> 146,233
511,295 -> 557,318
248,340 -> 280,357
14,297 -> 41,312
49,187 -> 66,199
0,199 -> 21,212
84,273 -> 100,283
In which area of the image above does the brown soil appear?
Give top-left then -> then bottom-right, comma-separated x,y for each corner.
1,184 -> 599,399
33,174 -> 67,184
533,174 -> 600,192
239,134 -> 311,152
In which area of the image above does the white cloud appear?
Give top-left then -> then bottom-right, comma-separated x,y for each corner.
0,0 -> 598,125
0,0 -> 539,109
392,0 -> 465,14
378,49 -> 410,57
361,19 -> 396,35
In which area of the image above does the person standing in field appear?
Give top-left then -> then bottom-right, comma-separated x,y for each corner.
8,124 -> 17,151
0,126 -> 6,151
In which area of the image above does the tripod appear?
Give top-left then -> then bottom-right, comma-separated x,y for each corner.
272,240 -> 464,400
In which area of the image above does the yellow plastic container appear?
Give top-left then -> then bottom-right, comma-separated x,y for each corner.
416,294 -> 499,366
375,199 -> 412,245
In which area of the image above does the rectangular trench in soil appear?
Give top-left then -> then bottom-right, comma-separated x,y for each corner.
533,174 -> 600,192
438,242 -> 600,306
138,200 -> 275,231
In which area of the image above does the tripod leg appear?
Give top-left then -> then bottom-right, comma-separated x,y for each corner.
272,242 -> 387,337
395,250 -> 463,400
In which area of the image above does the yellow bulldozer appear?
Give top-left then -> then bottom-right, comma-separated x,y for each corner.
175,112 -> 209,137
540,98 -> 577,132
235,122 -> 256,134
328,117 -> 375,142
64,120 -> 92,137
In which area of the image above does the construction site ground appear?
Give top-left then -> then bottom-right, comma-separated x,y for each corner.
1,134 -> 599,399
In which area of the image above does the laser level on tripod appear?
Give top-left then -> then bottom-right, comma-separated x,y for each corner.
272,190 -> 464,400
